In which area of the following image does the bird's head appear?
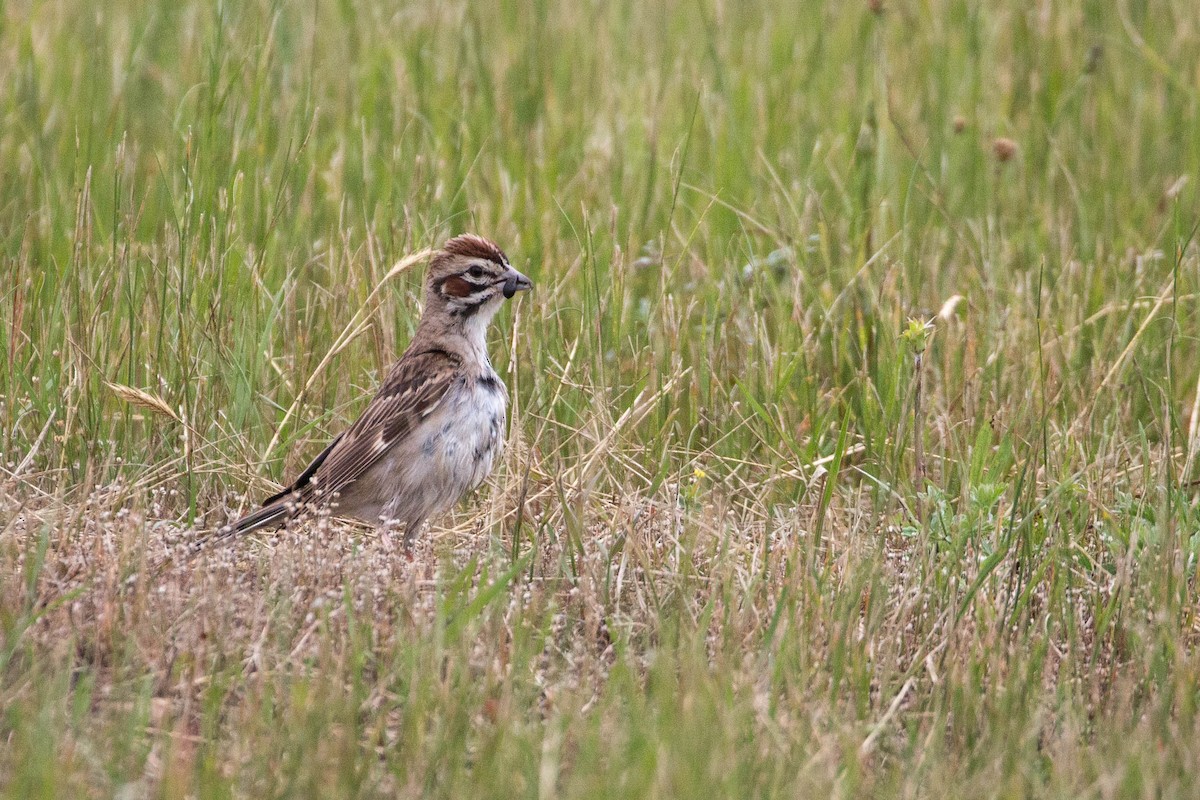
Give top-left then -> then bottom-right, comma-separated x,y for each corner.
424,234 -> 531,324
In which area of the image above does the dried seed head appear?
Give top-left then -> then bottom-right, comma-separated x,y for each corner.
105,382 -> 181,423
953,115 -> 967,134
938,294 -> 965,322
992,137 -> 1018,163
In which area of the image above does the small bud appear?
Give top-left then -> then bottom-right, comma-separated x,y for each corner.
867,0 -> 885,14
900,317 -> 933,351
992,137 -> 1017,163
952,115 -> 967,134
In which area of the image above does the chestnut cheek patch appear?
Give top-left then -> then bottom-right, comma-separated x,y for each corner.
442,276 -> 475,298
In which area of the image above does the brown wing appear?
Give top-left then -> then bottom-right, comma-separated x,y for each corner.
289,348 -> 463,504
261,431 -> 345,507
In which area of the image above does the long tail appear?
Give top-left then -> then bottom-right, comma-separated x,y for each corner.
190,495 -> 298,552
227,500 -> 294,536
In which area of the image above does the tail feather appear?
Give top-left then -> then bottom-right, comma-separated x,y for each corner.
190,495 -> 299,553
199,434 -> 343,547
228,500 -> 294,536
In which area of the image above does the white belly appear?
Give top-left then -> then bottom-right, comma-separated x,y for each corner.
426,376 -> 508,496
346,372 -> 508,528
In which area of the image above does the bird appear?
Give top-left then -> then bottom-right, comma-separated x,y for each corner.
221,234 -> 531,547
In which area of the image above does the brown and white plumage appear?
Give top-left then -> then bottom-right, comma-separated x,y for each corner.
222,234 -> 531,546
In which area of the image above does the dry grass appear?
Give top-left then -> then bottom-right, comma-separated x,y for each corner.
5,0 -> 1200,796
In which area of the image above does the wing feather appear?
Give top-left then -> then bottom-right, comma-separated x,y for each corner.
293,348 -> 462,504
261,430 -> 345,507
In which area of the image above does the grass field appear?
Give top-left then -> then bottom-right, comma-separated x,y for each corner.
3,0 -> 1200,796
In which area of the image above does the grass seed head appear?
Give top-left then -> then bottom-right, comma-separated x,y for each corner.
992,137 -> 1018,162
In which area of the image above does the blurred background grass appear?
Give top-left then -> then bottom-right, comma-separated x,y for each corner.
3,0 -> 1200,797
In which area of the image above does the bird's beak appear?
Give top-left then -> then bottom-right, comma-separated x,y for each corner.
502,267 -> 533,299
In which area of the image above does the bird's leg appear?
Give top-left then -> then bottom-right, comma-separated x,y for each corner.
402,517 -> 426,550
378,516 -> 404,554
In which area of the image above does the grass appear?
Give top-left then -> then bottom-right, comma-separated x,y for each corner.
2,0 -> 1200,796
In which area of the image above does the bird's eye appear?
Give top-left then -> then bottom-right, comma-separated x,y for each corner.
467,265 -> 486,279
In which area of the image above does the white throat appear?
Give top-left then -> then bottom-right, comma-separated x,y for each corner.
458,298 -> 504,365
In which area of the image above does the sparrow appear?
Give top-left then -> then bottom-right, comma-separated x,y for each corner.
222,234 -> 531,546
